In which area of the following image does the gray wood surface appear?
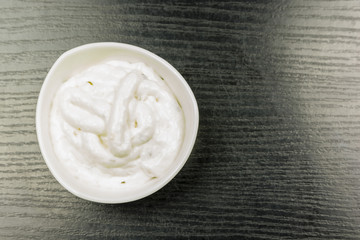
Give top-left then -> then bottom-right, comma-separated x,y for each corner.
1,0 -> 360,239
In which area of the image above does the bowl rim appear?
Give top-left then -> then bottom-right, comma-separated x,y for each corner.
36,42 -> 199,203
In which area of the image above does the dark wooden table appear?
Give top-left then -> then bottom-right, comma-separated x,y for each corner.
1,0 -> 360,239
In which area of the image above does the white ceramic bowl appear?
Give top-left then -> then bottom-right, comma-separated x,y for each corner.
36,42 -> 199,203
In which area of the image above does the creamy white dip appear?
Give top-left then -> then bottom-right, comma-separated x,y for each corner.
50,60 -> 184,189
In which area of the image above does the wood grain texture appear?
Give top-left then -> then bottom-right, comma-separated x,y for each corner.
1,0 -> 360,239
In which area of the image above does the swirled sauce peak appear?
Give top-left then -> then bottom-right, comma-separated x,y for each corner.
50,60 -> 184,189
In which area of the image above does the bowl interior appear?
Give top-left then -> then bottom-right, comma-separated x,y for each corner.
36,43 -> 199,203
